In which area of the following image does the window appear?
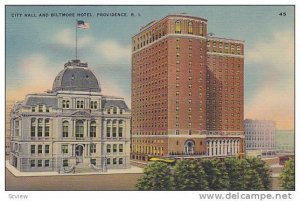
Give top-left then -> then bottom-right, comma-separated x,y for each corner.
38,145 -> 42,154
38,105 -> 43,112
14,120 -> 20,136
38,119 -> 43,137
45,119 -> 50,137
107,158 -> 111,165
107,144 -> 111,153
90,159 -> 96,165
175,130 -> 179,135
45,145 -> 49,154
112,127 -> 117,138
62,100 -> 70,108
46,107 -> 50,112
31,119 -> 36,137
32,106 -> 36,112
119,144 -> 123,153
76,100 -> 84,109
63,159 -> 68,167
45,160 -> 50,167
75,120 -> 84,138
113,158 -> 117,165
199,22 -> 203,36
118,127 -> 123,138
31,145 -> 35,154
62,145 -> 68,154
113,107 -> 117,114
106,127 -> 111,138
90,144 -> 96,154
91,101 -> 97,109
63,121 -> 69,138
188,21 -> 193,34
175,20 -> 181,33
30,160 -> 35,168
90,121 -> 96,137
119,158 -> 123,165
113,144 -> 117,153
38,160 -> 42,167
120,109 -> 123,114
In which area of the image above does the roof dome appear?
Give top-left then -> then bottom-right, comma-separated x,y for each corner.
52,60 -> 101,93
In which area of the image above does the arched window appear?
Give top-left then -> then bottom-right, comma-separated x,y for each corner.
90,121 -> 96,138
184,140 -> 195,154
175,20 -> 181,33
199,22 -> 203,36
75,120 -> 84,138
188,21 -> 193,34
66,100 -> 70,108
31,118 -> 36,137
62,121 -> 69,138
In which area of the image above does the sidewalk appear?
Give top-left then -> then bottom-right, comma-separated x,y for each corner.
6,160 -> 144,177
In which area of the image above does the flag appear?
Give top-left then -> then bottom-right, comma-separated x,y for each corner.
77,20 -> 90,29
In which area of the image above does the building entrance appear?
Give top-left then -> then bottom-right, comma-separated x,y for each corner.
75,145 -> 84,164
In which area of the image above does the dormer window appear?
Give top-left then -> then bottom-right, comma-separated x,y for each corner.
113,107 -> 117,114
38,105 -> 43,112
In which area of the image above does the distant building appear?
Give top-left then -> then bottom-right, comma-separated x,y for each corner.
275,130 -> 294,153
244,119 -> 276,151
131,14 -> 245,161
9,60 -> 131,172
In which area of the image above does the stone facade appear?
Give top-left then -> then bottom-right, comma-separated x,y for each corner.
9,60 -> 131,172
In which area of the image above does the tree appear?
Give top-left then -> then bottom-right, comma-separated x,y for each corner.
173,159 -> 208,190
241,159 -> 265,190
246,157 -> 271,190
136,161 -> 174,190
224,157 -> 244,190
201,159 -> 229,190
280,158 -> 295,190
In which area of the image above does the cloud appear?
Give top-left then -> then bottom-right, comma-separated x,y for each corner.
100,77 -> 131,108
7,54 -> 131,108
96,40 -> 131,63
245,31 -> 294,129
7,54 -> 61,101
52,28 -> 94,48
247,30 -> 294,77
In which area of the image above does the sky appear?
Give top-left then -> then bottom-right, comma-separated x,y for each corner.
5,5 -> 294,130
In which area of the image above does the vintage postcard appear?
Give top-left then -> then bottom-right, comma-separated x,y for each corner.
4,4 -> 295,198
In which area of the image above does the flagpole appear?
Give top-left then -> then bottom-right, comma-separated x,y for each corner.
75,19 -> 78,60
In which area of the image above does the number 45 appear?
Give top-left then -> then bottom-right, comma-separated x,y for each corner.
279,12 -> 287,16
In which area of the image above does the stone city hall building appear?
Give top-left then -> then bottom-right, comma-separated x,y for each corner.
9,60 -> 131,172
131,14 -> 244,161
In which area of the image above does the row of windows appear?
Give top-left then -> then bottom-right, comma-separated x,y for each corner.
132,145 -> 164,155
31,144 -> 50,154
106,127 -> 123,138
30,159 -> 50,168
31,118 -> 50,137
61,100 -> 98,109
31,105 -> 50,113
106,144 -> 124,153
175,20 -> 205,35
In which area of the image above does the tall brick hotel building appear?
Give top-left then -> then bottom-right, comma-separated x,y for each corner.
131,14 -> 244,161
